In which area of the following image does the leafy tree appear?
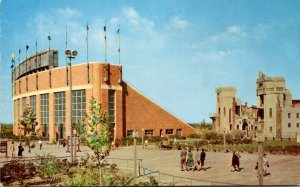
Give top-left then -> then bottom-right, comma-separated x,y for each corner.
76,97 -> 112,166
19,106 -> 38,153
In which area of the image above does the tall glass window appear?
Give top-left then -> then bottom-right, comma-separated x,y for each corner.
17,99 -> 20,123
30,95 -> 36,115
108,90 -> 115,124
40,94 -> 49,139
72,90 -> 86,123
54,92 -> 66,124
54,92 -> 66,140
108,90 -> 115,140
22,97 -> 27,117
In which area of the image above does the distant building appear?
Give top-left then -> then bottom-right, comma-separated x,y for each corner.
12,49 -> 195,142
210,71 -> 300,140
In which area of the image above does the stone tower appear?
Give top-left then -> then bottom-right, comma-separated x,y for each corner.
215,87 -> 236,132
256,71 -> 285,139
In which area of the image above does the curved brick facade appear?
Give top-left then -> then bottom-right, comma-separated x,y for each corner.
13,60 -> 195,142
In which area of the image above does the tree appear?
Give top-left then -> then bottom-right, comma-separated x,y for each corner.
19,106 -> 38,153
76,98 -> 112,166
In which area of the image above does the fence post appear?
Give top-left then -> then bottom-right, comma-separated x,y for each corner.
138,161 -> 141,177
158,172 -> 160,183
172,176 -> 175,186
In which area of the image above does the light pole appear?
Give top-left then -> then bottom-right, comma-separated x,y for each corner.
133,130 -> 138,177
257,130 -> 264,185
142,128 -> 144,149
65,49 -> 78,163
223,128 -> 226,148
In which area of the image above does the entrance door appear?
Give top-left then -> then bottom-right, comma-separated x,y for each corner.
176,129 -> 182,137
242,122 -> 248,130
160,129 -> 163,137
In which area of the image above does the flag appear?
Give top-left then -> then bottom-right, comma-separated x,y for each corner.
117,28 -> 120,34
19,49 -> 21,54
26,45 -> 29,50
104,36 -> 106,40
103,25 -> 106,32
118,48 -> 120,52
48,35 -> 51,41
86,24 -> 89,31
11,53 -> 15,59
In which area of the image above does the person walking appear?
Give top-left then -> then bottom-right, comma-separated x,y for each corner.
193,148 -> 200,171
39,139 -> 43,150
186,148 -> 194,171
18,143 -> 24,158
145,139 -> 148,149
236,150 -> 241,170
263,153 -> 269,176
200,148 -> 206,171
11,141 -> 15,158
231,151 -> 239,172
180,147 -> 187,171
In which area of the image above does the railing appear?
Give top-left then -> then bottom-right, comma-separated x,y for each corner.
137,167 -> 238,186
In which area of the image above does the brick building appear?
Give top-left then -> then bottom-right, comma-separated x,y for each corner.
12,49 -> 195,142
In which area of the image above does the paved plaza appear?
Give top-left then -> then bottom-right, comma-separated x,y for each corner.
1,142 -> 300,185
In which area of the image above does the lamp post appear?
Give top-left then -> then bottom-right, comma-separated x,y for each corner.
223,128 -> 226,148
257,130 -> 264,185
133,130 -> 138,177
65,49 -> 78,163
142,128 -> 144,149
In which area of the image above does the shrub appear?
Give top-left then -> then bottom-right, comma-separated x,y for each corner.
187,133 -> 201,139
135,176 -> 159,186
0,160 -> 37,185
119,137 -> 143,146
36,154 -> 69,184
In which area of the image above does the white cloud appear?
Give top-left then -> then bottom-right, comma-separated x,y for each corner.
56,7 -> 81,18
195,50 -> 242,63
227,25 -> 241,33
168,16 -> 188,30
122,6 -> 154,28
209,25 -> 247,42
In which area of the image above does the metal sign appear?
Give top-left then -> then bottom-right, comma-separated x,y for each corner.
0,141 -> 8,158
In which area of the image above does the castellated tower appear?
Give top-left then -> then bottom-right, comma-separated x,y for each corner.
256,71 -> 285,139
215,87 -> 236,132
256,71 -> 300,139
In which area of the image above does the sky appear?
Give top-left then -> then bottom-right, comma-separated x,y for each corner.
0,0 -> 300,124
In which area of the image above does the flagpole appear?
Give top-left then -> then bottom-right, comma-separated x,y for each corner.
48,33 -> 51,50
118,25 -> 121,65
18,49 -> 21,94
11,54 -> 15,97
104,20 -> 107,62
66,25 -> 69,85
86,21 -> 90,83
35,39 -> 38,90
26,44 -> 28,92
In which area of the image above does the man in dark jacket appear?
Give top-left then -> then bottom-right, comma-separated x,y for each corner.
231,151 -> 240,172
200,149 -> 206,170
18,143 -> 24,158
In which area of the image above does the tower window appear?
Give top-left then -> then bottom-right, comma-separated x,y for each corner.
288,123 -> 291,128
269,108 -> 272,118
224,107 -> 226,116
288,113 -> 291,119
